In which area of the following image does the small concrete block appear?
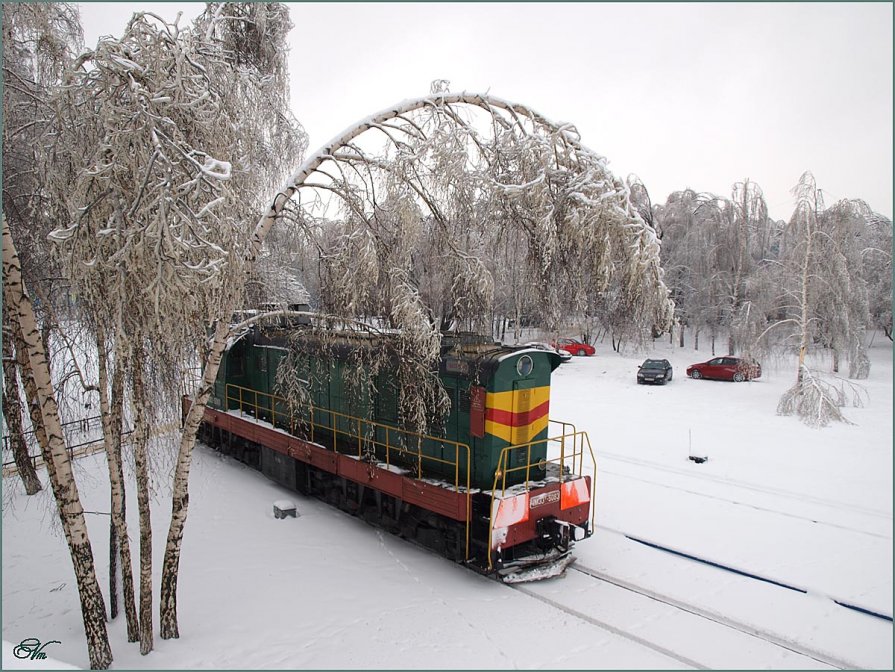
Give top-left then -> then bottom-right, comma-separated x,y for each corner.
273,499 -> 298,519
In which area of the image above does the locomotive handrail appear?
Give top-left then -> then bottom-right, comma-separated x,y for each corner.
486,427 -> 597,570
222,383 -> 474,561
548,418 -> 577,435
548,419 -> 581,472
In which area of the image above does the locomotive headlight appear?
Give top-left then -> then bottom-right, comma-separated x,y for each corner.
516,355 -> 533,377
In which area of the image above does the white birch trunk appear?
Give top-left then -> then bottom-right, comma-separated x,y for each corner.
159,318 -> 230,639
2,327 -> 42,494
130,350 -> 154,654
10,309 -> 55,482
95,325 -> 139,641
3,217 -> 113,669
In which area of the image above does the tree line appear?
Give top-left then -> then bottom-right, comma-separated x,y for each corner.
654,178 -> 891,364
651,175 -> 890,426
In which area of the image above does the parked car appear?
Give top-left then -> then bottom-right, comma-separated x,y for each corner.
637,358 -> 673,384
551,338 -> 595,357
523,341 -> 572,363
686,356 -> 761,382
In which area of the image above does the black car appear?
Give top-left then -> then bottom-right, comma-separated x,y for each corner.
637,358 -> 673,384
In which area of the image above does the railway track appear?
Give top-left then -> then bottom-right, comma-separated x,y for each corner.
598,450 -> 891,523
610,530 -> 893,622
508,560 -> 861,669
596,451 -> 891,540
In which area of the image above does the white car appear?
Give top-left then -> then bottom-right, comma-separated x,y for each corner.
523,341 -> 572,363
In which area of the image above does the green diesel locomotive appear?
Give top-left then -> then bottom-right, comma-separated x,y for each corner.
194,322 -> 595,582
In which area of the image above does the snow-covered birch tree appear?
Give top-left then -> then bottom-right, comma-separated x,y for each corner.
4,218 -> 113,669
654,189 -> 729,351
2,1 -> 82,494
158,87 -> 673,638
860,212 -> 893,341
811,198 -> 873,377
2,5 -> 119,668
706,180 -> 770,356
43,2 -> 307,649
775,172 -> 865,426
272,92 -> 673,340
655,181 -> 783,358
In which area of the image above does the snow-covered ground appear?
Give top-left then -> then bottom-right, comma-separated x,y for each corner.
3,337 -> 892,669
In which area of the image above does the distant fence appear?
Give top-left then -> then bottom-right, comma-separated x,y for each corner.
2,415 -> 134,471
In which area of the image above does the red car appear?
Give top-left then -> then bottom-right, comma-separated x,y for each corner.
686,356 -> 761,382
552,338 -> 595,357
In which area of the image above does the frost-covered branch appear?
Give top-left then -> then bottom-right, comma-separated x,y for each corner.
777,365 -> 864,427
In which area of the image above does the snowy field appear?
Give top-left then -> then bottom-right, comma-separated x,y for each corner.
2,337 -> 892,669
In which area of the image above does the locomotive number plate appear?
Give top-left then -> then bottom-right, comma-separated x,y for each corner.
529,490 -> 560,509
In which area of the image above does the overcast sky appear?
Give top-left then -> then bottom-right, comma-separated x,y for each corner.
79,2 -> 892,220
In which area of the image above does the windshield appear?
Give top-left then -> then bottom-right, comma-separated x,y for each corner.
641,360 -> 667,370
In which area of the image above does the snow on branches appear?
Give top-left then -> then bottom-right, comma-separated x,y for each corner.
248,92 -> 673,436
274,93 -> 673,347
44,8 -> 306,369
777,366 -> 865,428
37,5 -> 308,645
47,12 -> 240,349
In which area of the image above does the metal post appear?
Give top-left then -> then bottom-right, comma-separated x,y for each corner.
560,435 -> 566,479
526,443 -> 531,487
501,449 -> 507,494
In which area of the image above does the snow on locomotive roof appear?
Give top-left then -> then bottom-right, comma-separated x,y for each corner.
496,347 -> 554,362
